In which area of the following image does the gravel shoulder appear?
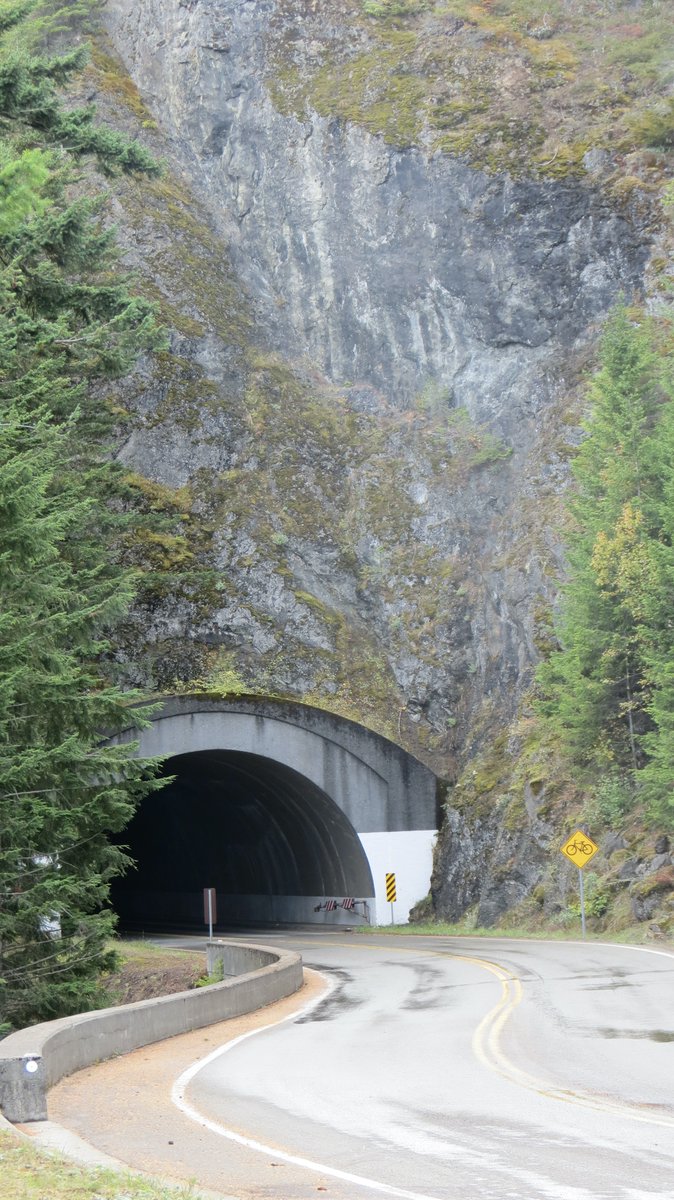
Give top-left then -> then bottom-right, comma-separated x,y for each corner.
32,969 -> 329,1200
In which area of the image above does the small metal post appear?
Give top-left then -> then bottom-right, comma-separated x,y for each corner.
208,888 -> 213,941
579,867 -> 586,939
390,902 -> 394,926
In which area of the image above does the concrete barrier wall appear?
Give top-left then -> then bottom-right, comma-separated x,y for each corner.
206,940 -> 278,975
0,941 -> 303,1124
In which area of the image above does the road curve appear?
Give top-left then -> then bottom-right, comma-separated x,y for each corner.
52,933 -> 674,1200
176,934 -> 674,1200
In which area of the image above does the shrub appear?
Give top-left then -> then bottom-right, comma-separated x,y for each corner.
628,100 -> 674,150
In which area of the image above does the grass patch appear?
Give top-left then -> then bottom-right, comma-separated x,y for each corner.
103,940 -> 206,1005
356,922 -> 673,945
0,1128 -> 202,1200
358,922 -> 577,938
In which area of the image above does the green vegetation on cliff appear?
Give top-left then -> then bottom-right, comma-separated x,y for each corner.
429,306 -> 674,937
269,0 -> 673,178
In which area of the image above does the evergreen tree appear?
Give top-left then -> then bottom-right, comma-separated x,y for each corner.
538,309 -> 674,823
635,394 -> 674,819
0,1 -> 167,1028
0,0 -> 158,177
0,406 -> 162,1030
0,143 -> 49,232
538,311 -> 658,762
0,0 -> 167,570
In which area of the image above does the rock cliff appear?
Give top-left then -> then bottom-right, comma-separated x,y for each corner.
104,0 -> 646,420
95,0 -> 661,923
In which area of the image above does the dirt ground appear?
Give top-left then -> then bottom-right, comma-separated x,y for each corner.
103,941 -> 207,1004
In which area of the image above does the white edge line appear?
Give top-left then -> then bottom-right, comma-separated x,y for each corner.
534,939 -> 674,962
171,973 -> 442,1200
434,936 -> 674,962
603,942 -> 674,962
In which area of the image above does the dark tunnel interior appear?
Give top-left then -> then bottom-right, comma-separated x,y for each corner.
111,750 -> 375,929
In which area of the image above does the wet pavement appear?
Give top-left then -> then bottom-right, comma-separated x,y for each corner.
46,933 -> 674,1200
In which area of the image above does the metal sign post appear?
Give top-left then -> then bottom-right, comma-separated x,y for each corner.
560,831 -> 598,940
203,887 -> 216,940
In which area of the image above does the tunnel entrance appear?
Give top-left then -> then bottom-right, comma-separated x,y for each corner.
112,749 -> 376,930
111,696 -> 439,925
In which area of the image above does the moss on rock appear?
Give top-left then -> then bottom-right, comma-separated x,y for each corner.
267,0 -> 673,180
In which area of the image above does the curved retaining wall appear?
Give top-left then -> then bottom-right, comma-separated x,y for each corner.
0,941 -> 303,1124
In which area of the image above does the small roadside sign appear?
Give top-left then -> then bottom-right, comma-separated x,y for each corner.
203,887 -> 216,939
560,831 -> 599,869
560,831 -> 599,941
385,872 -> 397,926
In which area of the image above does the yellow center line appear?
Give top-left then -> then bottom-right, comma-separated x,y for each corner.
298,938 -> 674,1129
466,955 -> 674,1129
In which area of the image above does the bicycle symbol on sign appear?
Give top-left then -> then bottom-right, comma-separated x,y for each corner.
561,830 -> 598,867
565,837 -> 594,857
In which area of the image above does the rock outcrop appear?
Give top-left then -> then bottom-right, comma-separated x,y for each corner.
104,0 -> 645,423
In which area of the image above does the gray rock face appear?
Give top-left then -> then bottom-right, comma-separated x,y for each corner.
431,799 -> 555,928
616,857 -> 643,883
103,0 -> 646,427
603,832 -> 628,858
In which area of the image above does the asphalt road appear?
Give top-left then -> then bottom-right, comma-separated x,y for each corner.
175,933 -> 674,1200
51,932 -> 674,1200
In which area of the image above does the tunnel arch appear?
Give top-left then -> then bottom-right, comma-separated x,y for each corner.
112,697 -> 438,926
112,749 -> 376,928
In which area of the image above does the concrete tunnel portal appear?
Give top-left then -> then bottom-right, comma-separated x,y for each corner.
111,698 -> 439,928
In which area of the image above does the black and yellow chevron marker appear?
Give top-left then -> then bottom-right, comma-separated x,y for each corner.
385,872 -> 397,903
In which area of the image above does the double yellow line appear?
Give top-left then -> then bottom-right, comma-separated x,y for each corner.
304,938 -> 674,1130
465,951 -> 674,1129
469,954 -> 525,1077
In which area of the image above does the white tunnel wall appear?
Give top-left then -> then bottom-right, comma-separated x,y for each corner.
359,830 -> 436,925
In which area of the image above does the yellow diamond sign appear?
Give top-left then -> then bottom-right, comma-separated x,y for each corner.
560,830 -> 599,868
